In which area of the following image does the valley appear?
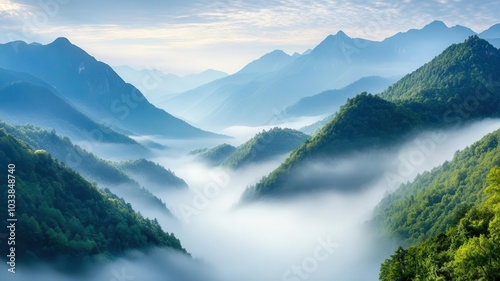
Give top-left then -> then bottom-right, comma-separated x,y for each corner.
0,9 -> 500,281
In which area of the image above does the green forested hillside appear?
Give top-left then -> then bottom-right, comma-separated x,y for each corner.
117,159 -> 187,190
373,129 -> 500,246
0,121 -> 171,214
242,93 -> 424,200
242,36 -> 500,201
0,129 -> 186,260
223,127 -> 310,169
192,143 -> 237,166
382,36 -> 500,108
379,167 -> 500,281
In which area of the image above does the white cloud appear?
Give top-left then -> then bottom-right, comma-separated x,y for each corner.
4,0 -> 500,74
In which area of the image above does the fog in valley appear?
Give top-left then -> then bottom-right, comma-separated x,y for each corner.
2,119 -> 500,281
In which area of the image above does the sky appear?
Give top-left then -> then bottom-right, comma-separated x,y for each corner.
0,0 -> 499,75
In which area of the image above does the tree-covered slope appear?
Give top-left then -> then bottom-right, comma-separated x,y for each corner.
373,128 -> 500,247
223,128 -> 310,169
381,36 -> 500,110
242,94 -> 423,200
379,167 -> 500,281
191,143 -> 237,166
0,121 -> 171,216
0,129 -> 186,261
241,36 -> 500,202
117,159 -> 188,190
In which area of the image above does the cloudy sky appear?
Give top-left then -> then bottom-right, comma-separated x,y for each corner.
0,0 -> 498,74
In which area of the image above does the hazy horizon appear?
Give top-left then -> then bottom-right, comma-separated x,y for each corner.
1,0 -> 499,75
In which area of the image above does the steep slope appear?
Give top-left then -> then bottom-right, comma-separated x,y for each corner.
117,159 -> 188,191
160,49 -> 300,127
223,128 -> 311,169
479,23 -> 500,48
0,69 -> 138,145
373,129 -> 500,246
238,50 -> 298,74
284,76 -> 397,117
191,143 -> 237,166
242,94 -> 423,200
0,121 -> 172,217
113,66 -> 227,103
163,21 -> 478,129
0,129 -> 185,261
241,37 -> 500,201
300,114 -> 335,136
381,36 -> 500,109
376,130 -> 500,280
0,38 -> 219,138
480,23 -> 500,38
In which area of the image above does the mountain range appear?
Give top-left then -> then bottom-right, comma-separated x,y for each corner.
375,127 -> 500,280
160,21 -> 499,130
0,38 -> 219,139
113,66 -> 228,104
241,36 -> 500,201
0,68 -> 140,145
0,128 -> 186,261
283,76 -> 398,117
0,121 -> 176,219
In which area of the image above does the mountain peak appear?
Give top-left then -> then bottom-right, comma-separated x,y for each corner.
267,49 -> 289,57
335,30 -> 349,37
382,35 -> 499,103
311,31 -> 353,57
424,20 -> 447,30
51,37 -> 72,46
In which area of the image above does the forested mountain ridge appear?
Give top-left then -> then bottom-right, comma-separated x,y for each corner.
382,35 -> 500,107
117,159 -> 188,190
373,128 -> 500,247
241,37 -> 500,202
379,164 -> 500,280
191,144 -> 237,166
223,128 -> 310,169
0,129 -> 186,261
0,121 -> 173,216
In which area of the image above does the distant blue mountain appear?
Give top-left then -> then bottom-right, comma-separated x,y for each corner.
479,23 -> 500,38
161,21 -> 487,130
238,50 -> 298,74
284,76 -> 398,117
0,68 -> 139,145
479,23 -> 500,48
0,38 -> 221,138
113,66 -> 227,104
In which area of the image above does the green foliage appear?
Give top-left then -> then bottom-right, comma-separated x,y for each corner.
379,167 -> 500,281
244,93 -> 423,200
117,159 -> 187,189
0,121 -> 170,214
192,143 -> 236,166
373,129 -> 500,246
0,129 -> 186,261
223,127 -> 310,169
242,36 -> 500,201
382,36 -> 500,110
